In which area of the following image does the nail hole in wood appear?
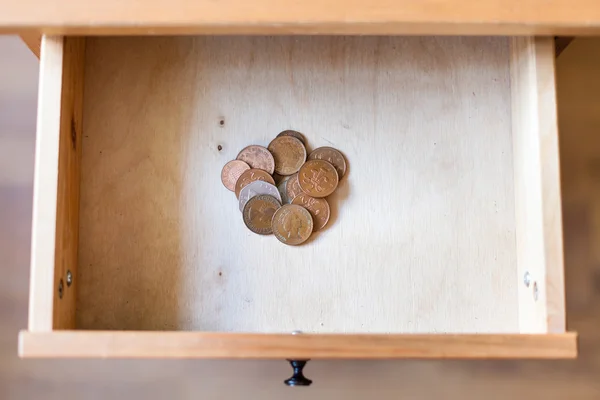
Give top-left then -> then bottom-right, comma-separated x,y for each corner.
219,119 -> 225,126
58,279 -> 64,299
217,145 -> 223,151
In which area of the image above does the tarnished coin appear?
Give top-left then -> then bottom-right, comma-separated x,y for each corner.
276,130 -> 306,145
242,195 -> 281,235
272,204 -> 313,245
298,160 -> 339,198
234,168 -> 276,198
277,176 -> 291,204
267,136 -> 307,176
272,172 -> 287,185
292,193 -> 330,231
236,145 -> 275,174
285,172 -> 304,201
308,147 -> 347,179
221,160 -> 250,192
239,180 -> 282,212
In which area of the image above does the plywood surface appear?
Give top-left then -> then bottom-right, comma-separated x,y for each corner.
2,35 -> 600,400
27,36 -> 63,331
27,36 -> 85,331
2,0 -> 600,35
51,37 -> 85,329
77,36 -> 517,333
510,38 -> 565,333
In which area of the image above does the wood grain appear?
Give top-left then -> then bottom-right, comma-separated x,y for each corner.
18,331 -> 578,359
52,36 -> 85,329
77,36 -> 517,333
510,37 -> 565,333
1,0 -> 600,35
28,36 -> 85,331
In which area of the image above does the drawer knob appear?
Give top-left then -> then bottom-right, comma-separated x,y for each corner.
284,360 -> 312,387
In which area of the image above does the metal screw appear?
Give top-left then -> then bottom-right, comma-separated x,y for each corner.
66,270 -> 73,287
292,330 -> 302,335
523,272 -> 531,287
58,279 -> 64,299
533,282 -> 539,301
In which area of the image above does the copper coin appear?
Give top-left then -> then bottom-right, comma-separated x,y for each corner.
236,145 -> 275,174
292,193 -> 330,231
221,160 -> 251,192
285,173 -> 304,201
276,130 -> 306,145
298,160 -> 339,198
242,195 -> 281,235
267,136 -> 307,176
277,176 -> 291,204
272,204 -> 313,245
234,168 -> 275,198
272,172 -> 287,185
308,147 -> 347,179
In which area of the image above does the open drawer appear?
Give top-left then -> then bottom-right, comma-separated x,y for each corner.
19,35 -> 577,359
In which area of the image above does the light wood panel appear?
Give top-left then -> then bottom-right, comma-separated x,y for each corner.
18,331 -> 578,359
28,36 -> 85,331
77,36 -> 517,333
28,36 -> 64,331
510,37 -> 565,333
1,0 -> 600,35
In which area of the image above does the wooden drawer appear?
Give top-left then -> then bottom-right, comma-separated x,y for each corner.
19,35 -> 577,359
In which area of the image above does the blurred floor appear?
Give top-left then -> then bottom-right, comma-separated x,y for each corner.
1,36 -> 600,399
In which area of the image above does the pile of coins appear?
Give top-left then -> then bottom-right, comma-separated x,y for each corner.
221,130 -> 347,246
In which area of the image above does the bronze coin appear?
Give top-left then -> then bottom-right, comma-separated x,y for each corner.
236,145 -> 275,174
285,172 -> 304,201
267,136 -> 307,176
308,147 -> 347,179
298,160 -> 339,198
221,160 -> 250,192
276,130 -> 306,145
292,193 -> 330,231
234,168 -> 275,198
243,195 -> 281,235
272,172 -> 287,185
272,204 -> 313,245
277,176 -> 291,204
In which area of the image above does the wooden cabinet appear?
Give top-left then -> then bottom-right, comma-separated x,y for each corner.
1,0 -> 600,35
16,35 -> 576,360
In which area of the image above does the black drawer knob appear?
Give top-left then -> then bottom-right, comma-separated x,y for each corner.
284,360 -> 312,386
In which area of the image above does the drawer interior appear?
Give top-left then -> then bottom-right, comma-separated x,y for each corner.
30,36 -> 565,336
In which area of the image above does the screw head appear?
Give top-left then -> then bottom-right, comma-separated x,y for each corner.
66,270 -> 73,286
524,272 -> 531,287
291,330 -> 302,335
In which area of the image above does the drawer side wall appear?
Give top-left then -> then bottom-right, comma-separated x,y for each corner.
28,36 -> 85,331
510,37 -> 565,333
